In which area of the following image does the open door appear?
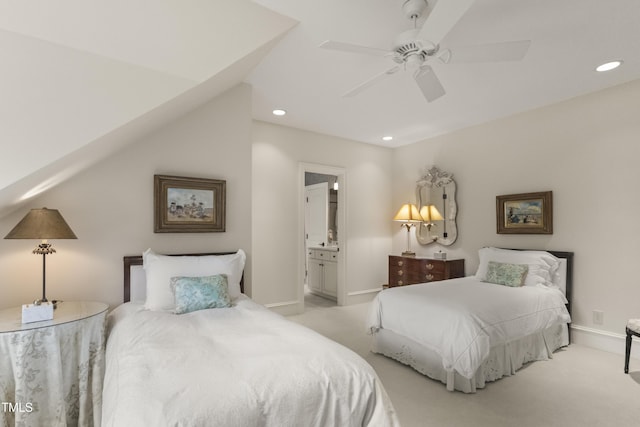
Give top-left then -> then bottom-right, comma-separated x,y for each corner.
299,163 -> 346,311
305,182 -> 329,249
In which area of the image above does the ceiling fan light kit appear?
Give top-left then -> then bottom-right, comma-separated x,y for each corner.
321,0 -> 531,103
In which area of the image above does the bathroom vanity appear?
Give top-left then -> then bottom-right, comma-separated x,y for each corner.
307,247 -> 338,300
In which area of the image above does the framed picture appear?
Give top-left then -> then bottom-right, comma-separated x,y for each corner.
154,175 -> 226,233
496,191 -> 552,234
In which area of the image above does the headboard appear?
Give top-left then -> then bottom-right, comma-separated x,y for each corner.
123,252 -> 245,303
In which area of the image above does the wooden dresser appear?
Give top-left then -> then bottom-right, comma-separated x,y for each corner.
388,255 -> 465,287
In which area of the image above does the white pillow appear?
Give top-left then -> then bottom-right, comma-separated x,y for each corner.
475,247 -> 559,287
143,249 -> 246,311
550,258 -> 568,294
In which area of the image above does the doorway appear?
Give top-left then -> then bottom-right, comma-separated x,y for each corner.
299,163 -> 346,311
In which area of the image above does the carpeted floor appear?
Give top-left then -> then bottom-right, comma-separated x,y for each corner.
288,300 -> 640,427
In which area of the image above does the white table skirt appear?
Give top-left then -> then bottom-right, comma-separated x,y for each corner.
0,304 -> 106,427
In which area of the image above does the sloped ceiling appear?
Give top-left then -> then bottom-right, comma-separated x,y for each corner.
0,0 -> 296,217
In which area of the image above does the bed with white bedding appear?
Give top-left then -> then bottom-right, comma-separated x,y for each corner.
368,248 -> 573,393
103,250 -> 399,426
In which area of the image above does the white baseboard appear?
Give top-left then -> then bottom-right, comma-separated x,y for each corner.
347,287 -> 383,296
346,287 -> 382,305
265,300 -> 302,316
571,324 -> 640,360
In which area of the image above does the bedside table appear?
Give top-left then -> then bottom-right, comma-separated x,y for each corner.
0,301 -> 107,426
388,255 -> 465,287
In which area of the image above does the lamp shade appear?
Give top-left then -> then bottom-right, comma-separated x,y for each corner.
393,204 -> 423,222
419,205 -> 444,222
4,208 -> 77,240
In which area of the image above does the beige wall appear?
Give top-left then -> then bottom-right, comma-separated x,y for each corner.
392,79 -> 640,335
0,84 -> 253,309
252,121 -> 393,311
2,75 -> 638,351
0,85 -> 394,312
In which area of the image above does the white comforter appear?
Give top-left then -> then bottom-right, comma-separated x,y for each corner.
368,277 -> 571,379
103,296 -> 398,427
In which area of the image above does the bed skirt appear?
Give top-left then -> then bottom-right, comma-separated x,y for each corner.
371,323 -> 569,393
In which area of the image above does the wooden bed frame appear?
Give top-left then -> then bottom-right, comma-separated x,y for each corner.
123,252 -> 245,303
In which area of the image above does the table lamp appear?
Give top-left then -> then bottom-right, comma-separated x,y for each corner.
4,208 -> 77,303
393,203 -> 423,256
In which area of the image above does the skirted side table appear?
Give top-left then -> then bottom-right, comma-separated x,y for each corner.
0,301 -> 107,426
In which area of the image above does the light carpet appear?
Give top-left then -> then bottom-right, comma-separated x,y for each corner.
288,298 -> 640,427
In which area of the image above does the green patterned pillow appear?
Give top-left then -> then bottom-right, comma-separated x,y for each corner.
484,261 -> 529,287
170,274 -> 232,314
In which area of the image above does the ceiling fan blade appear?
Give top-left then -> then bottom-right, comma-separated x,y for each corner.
343,66 -> 400,98
440,40 -> 531,64
417,0 -> 475,48
320,40 -> 391,57
414,65 -> 445,102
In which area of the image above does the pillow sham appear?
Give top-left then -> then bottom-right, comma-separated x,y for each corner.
170,275 -> 231,314
475,247 -> 559,287
550,258 -> 567,293
483,261 -> 528,287
143,249 -> 246,311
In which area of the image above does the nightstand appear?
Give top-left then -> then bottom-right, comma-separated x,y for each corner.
388,255 -> 465,287
0,301 -> 107,426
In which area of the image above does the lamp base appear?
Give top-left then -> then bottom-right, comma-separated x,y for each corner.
401,250 -> 416,257
34,298 -> 60,310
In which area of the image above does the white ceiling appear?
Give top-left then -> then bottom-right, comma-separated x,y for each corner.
249,0 -> 640,147
1,0 -> 639,215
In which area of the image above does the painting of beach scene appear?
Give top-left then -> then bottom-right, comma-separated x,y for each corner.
166,187 -> 214,223
496,191 -> 552,234
154,175 -> 226,233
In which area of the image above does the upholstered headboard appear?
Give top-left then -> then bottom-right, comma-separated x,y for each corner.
123,252 -> 245,303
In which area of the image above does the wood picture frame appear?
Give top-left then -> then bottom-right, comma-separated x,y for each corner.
496,191 -> 552,234
154,175 -> 226,233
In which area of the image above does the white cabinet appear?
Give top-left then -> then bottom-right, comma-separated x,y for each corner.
307,248 -> 338,300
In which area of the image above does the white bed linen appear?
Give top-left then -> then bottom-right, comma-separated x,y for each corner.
368,277 -> 570,380
103,295 -> 398,427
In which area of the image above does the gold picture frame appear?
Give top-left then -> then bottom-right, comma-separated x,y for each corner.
496,191 -> 552,234
154,175 -> 226,233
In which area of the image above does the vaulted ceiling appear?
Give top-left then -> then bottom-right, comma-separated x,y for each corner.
2,0 -> 640,217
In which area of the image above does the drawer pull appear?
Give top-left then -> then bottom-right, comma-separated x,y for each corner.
397,270 -> 403,276
397,261 -> 404,267
397,280 -> 403,286
426,264 -> 435,270
426,274 -> 434,281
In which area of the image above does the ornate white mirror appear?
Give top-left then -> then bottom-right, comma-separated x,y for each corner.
415,166 -> 458,246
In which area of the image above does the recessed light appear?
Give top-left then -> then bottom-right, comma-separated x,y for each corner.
596,60 -> 622,72
382,136 -> 393,141
272,109 -> 287,116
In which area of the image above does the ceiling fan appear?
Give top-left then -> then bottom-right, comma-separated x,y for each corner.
320,0 -> 531,102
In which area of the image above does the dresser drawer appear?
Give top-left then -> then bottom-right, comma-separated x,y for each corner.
388,256 -> 464,287
388,268 -> 406,287
309,249 -> 338,261
415,260 -> 445,282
